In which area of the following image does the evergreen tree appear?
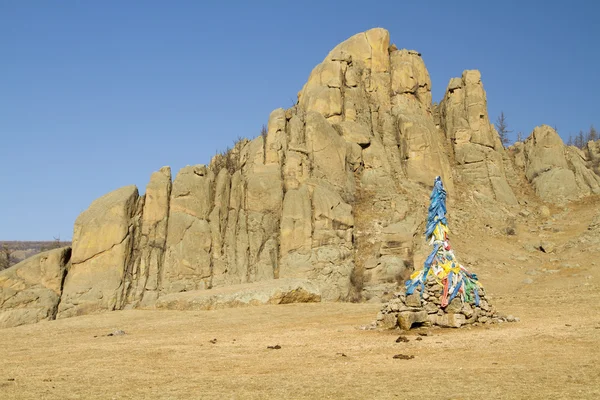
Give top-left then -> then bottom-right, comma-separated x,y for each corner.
588,125 -> 598,142
494,111 -> 512,146
575,130 -> 585,149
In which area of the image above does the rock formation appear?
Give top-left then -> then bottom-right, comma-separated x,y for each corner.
57,185 -> 143,318
375,177 -> 508,330
0,247 -> 70,328
2,27 -> 600,329
155,278 -> 320,311
511,125 -> 600,203
439,70 -> 517,204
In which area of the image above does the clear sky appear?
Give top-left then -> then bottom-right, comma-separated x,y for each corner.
1,1 -> 599,240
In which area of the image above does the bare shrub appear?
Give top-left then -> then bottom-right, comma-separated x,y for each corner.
0,244 -> 13,271
348,266 -> 364,303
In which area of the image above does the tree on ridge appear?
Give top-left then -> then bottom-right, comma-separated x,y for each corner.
495,111 -> 511,146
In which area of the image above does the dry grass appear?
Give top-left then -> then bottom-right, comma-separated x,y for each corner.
1,286 -> 599,399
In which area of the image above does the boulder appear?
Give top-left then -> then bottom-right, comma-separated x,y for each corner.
513,125 -> 600,203
445,298 -> 463,314
398,310 -> 428,330
155,278 -> 320,310
0,247 -> 71,328
429,313 -> 467,328
380,313 -> 398,329
58,185 -> 140,318
405,293 -> 422,308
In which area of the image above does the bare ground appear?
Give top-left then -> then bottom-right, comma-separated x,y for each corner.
1,198 -> 599,399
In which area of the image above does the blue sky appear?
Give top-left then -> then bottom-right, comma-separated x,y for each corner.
1,1 -> 599,240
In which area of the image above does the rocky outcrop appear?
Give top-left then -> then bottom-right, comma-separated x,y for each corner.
299,29 -> 453,192
439,70 -> 517,204
4,27 -> 600,328
155,278 -> 320,311
296,29 -> 454,299
390,50 -> 453,189
512,125 -> 600,203
584,140 -> 600,176
161,165 -> 215,293
57,186 -> 143,318
586,140 -> 600,162
0,247 -> 71,328
130,167 -> 172,307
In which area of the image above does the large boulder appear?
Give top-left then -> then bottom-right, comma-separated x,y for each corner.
57,185 -> 141,318
0,247 -> 71,328
155,278 -> 320,310
513,125 -> 600,203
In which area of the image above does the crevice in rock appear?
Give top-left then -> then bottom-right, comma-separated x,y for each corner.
462,159 -> 485,166
175,191 -> 191,198
51,247 -> 72,320
340,62 -> 347,121
154,180 -> 172,298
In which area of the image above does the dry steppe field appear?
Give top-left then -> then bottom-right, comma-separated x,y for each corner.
2,198 -> 599,399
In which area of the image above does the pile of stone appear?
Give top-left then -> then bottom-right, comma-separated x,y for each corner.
375,274 -> 517,330
375,176 -> 518,330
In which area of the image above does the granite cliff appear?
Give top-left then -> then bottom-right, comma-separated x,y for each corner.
2,28 -> 599,328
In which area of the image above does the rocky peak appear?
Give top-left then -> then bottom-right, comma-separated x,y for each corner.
439,70 -> 518,205
511,125 -> 600,203
299,28 -> 453,192
390,48 -> 432,108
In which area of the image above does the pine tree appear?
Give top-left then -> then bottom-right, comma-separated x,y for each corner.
494,111 -> 511,146
261,124 -> 268,163
588,125 -> 598,142
575,130 -> 585,149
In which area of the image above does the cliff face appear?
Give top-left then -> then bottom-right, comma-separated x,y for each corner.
439,70 -> 517,205
510,126 -> 600,203
2,28 -> 599,328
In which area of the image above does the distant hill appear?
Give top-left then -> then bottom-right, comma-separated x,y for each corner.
0,240 -> 72,270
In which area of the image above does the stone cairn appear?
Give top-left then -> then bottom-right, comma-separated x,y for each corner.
376,177 -> 517,330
